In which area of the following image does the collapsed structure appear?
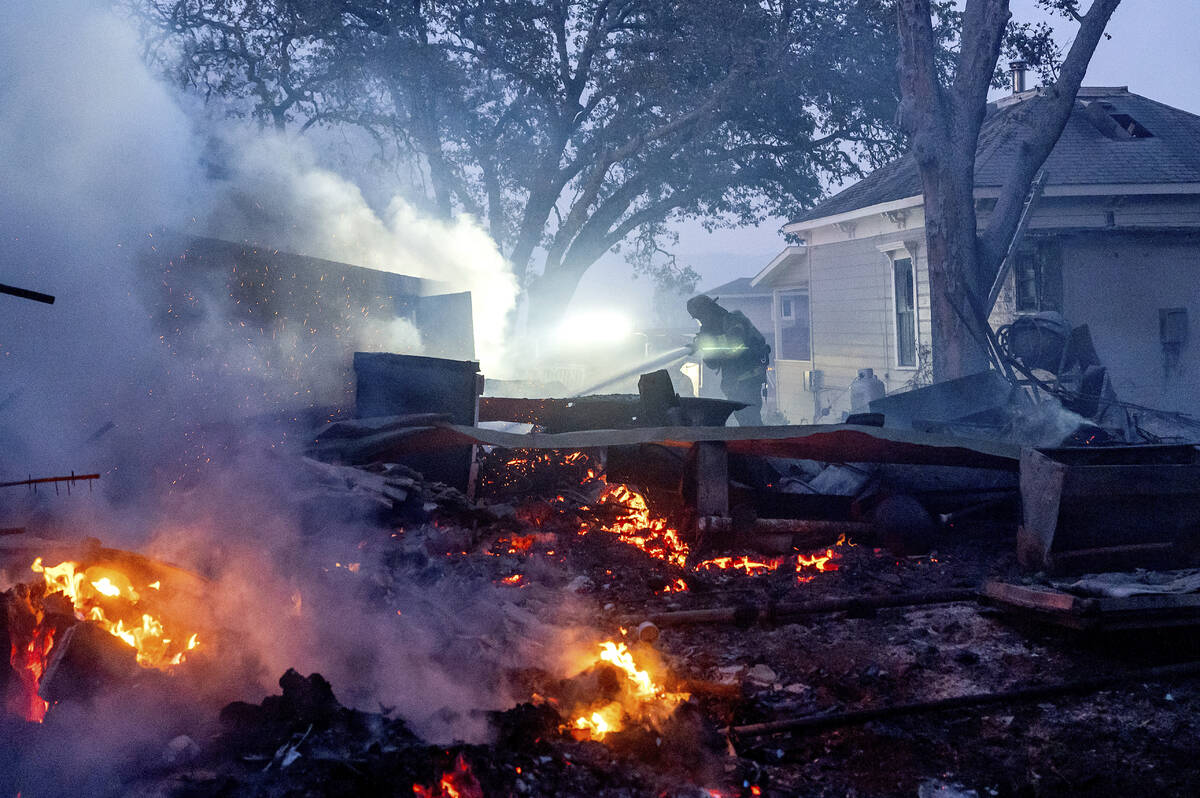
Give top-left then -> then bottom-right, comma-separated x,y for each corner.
5,83 -> 1200,792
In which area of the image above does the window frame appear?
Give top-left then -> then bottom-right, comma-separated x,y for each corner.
774,288 -> 812,362
879,242 -> 920,371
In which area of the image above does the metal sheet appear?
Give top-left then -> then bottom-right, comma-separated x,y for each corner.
377,422 -> 1021,470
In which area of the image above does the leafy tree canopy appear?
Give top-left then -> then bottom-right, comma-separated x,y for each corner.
136,0 -> 956,326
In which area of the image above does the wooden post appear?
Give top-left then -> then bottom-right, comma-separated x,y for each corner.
694,441 -> 728,518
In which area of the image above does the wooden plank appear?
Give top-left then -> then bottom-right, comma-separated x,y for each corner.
1018,449 -> 1067,570
981,580 -> 1089,614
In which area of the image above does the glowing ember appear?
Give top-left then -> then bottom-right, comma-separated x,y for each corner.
569,641 -> 688,740
583,483 -> 690,568
500,574 -> 524,585
503,534 -> 535,553
413,754 -> 482,798
30,558 -> 200,669
795,548 -> 840,583
694,555 -> 788,576
581,477 -> 850,586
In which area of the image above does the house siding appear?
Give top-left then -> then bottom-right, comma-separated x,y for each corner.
1060,232 -> 1200,414
772,221 -> 932,423
768,192 -> 1200,424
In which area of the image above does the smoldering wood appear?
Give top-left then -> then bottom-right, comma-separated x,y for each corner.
695,516 -> 871,551
0,591 -> 13,705
728,659 -> 1200,740
632,587 -> 979,628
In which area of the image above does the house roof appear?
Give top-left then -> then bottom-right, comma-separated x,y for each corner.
788,87 -> 1200,228
698,276 -> 771,297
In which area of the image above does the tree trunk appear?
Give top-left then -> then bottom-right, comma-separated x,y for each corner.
920,159 -> 992,381
524,261 -> 592,334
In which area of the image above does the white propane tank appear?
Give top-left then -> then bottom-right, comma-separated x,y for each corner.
849,368 -> 886,412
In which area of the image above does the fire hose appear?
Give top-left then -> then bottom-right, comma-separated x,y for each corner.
571,345 -> 693,397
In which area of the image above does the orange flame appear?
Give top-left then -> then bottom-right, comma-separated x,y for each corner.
569,641 -> 688,740
29,558 -> 200,669
413,754 -> 482,798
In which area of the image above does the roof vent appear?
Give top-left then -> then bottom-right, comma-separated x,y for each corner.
1009,60 -> 1028,94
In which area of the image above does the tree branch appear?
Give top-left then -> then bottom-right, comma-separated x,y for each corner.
977,0 -> 1121,275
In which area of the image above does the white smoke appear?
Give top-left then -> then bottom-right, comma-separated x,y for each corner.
0,0 -> 527,752
203,132 -> 518,375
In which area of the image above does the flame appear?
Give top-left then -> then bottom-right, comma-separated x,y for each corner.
569,641 -> 688,740
29,558 -> 200,669
8,624 -> 54,722
413,754 -> 482,798
660,577 -> 689,593
573,701 -> 623,738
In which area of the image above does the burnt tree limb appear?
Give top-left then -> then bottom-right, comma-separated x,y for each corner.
631,587 -> 979,628
729,659 -> 1200,739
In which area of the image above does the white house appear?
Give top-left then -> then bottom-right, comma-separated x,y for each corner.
752,86 -> 1200,423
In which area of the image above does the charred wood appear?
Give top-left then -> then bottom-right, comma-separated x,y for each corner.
634,587 -> 979,628
729,659 -> 1200,740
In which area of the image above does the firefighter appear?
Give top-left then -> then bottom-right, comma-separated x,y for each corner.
686,294 -> 770,425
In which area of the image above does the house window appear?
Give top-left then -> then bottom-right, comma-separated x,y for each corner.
1014,239 -> 1063,313
893,256 -> 917,367
777,291 -> 810,360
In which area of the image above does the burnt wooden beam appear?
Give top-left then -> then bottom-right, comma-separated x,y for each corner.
0,472 -> 100,490
693,441 -> 729,518
0,283 -> 54,304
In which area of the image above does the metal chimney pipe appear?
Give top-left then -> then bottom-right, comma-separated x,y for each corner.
1009,60 -> 1028,94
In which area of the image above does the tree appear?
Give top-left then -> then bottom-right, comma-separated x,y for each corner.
894,0 -> 1120,380
138,0 -> 927,330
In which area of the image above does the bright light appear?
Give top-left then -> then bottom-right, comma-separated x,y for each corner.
554,309 -> 635,348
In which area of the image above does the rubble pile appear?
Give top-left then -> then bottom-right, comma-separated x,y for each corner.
5,421 -> 1200,796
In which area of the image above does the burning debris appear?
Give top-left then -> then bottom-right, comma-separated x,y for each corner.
5,325 -> 1200,798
